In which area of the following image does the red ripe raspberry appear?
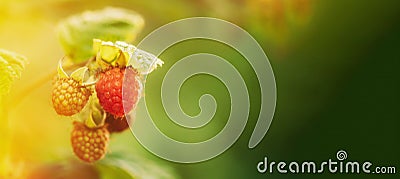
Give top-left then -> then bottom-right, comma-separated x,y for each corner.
105,114 -> 134,133
95,67 -> 140,117
52,78 -> 91,116
71,122 -> 110,163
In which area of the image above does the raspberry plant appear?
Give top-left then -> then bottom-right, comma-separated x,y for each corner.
50,7 -> 164,166
52,38 -> 163,163
1,7 -> 177,178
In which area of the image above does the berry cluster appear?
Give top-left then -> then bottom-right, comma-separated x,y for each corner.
51,39 -> 162,163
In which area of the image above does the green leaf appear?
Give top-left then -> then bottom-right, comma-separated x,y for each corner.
0,49 -> 27,98
96,152 -> 179,179
57,7 -> 144,63
96,164 -> 133,179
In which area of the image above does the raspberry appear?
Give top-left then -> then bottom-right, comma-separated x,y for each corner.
105,114 -> 133,133
52,78 -> 91,116
95,67 -> 140,117
71,121 -> 110,163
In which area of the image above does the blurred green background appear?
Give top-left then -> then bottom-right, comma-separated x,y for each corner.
0,0 -> 399,178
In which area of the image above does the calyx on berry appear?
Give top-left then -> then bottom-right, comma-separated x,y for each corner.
92,39 -> 163,74
52,59 -> 93,116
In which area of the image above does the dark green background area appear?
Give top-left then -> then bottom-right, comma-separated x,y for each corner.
140,1 -> 400,178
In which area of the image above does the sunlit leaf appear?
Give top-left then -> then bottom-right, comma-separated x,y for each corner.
0,49 -> 27,98
96,164 -> 133,179
97,152 -> 179,179
57,7 -> 144,63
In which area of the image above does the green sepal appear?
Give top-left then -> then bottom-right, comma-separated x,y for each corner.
57,59 -> 69,79
94,39 -> 130,68
85,94 -> 106,128
99,43 -> 121,64
70,67 -> 88,83
129,48 -> 163,75
93,39 -> 163,74
93,39 -> 102,53
85,109 -> 106,129
82,75 -> 98,87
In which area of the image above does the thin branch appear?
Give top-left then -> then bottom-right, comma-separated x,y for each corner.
10,60 -> 89,108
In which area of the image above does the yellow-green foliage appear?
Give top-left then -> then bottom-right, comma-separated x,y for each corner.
0,49 -> 27,99
57,7 -> 144,63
